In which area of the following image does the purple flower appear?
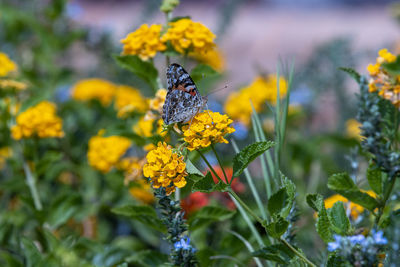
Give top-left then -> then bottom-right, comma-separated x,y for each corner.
327,235 -> 342,251
372,230 -> 388,245
349,234 -> 365,245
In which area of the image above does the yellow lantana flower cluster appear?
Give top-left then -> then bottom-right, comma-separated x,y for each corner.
11,101 -> 64,140
121,24 -> 166,61
0,52 -> 17,77
143,142 -> 187,195
0,79 -> 27,91
115,85 -> 149,117
323,191 -> 376,220
224,75 -> 287,125
129,179 -> 155,204
367,48 -> 400,107
161,19 -> 216,55
71,78 -> 117,106
133,117 -> 165,138
87,135 -> 132,173
189,47 -> 225,71
117,157 -> 146,185
182,111 -> 235,151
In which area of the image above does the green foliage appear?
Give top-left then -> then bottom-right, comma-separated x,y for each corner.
327,173 -> 378,211
381,56 -> 400,75
192,172 -> 229,193
338,67 -> 361,83
189,206 -> 236,230
232,141 -> 275,177
252,244 -> 295,264
327,202 -> 351,235
306,194 -> 333,242
265,216 -> 289,238
367,164 -> 383,195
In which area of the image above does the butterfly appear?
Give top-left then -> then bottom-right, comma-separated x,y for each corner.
162,63 -> 207,125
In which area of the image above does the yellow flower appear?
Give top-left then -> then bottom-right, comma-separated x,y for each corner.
182,111 -> 235,151
133,116 -> 165,138
121,24 -> 166,61
149,88 -> 167,112
189,47 -> 225,71
323,191 -> 376,220
378,48 -> 397,63
161,18 -> 216,56
346,119 -> 363,141
143,142 -> 187,195
0,52 -> 17,77
367,63 -> 381,76
71,78 -> 117,106
224,75 -> 287,125
11,101 -> 64,140
129,179 -> 155,204
0,147 -> 12,170
114,85 -> 149,118
87,135 -> 132,173
0,79 -> 27,91
117,157 -> 146,185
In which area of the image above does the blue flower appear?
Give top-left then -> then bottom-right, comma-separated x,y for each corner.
349,234 -> 365,245
327,235 -> 342,251
174,237 -> 191,251
372,230 -> 388,245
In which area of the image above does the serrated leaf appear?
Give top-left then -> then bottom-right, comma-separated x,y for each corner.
113,55 -> 158,91
339,67 -> 361,83
189,206 -> 236,230
111,205 -> 166,232
382,56 -> 400,76
328,202 -> 350,235
367,165 -> 382,194
185,158 -> 204,177
252,244 -> 295,264
328,173 -> 379,211
281,174 -> 296,218
306,194 -> 333,242
190,64 -> 219,84
192,172 -> 228,193
268,188 -> 288,216
233,141 -> 275,177
265,216 -> 289,238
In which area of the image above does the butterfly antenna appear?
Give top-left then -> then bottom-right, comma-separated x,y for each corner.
206,85 -> 228,97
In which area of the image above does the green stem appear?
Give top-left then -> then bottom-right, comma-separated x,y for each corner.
211,144 -> 228,184
375,176 -> 396,226
228,189 -> 263,226
279,238 -> 316,267
197,150 -> 224,184
23,161 -> 42,211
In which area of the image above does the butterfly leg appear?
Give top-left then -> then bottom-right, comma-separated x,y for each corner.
205,103 -> 214,124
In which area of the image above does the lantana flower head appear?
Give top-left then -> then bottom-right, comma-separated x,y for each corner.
87,134 -> 132,173
224,75 -> 287,125
161,18 -> 216,56
182,111 -> 235,151
121,24 -> 166,60
11,101 -> 64,140
133,116 -> 165,138
143,142 -> 187,195
114,85 -> 148,117
71,78 -> 117,106
0,52 -> 17,77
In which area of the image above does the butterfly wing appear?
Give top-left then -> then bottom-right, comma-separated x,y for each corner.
163,63 -> 206,125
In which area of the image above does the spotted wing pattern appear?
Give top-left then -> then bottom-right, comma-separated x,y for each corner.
162,63 -> 206,125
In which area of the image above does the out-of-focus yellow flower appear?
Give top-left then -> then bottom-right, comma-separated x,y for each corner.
224,75 -> 287,125
0,147 -> 12,169
87,135 -> 132,173
0,79 -> 27,91
133,116 -> 165,137
182,111 -> 235,151
117,156 -> 146,185
146,88 -> 167,119
161,18 -> 216,56
189,47 -> 225,71
129,179 -> 155,204
143,142 -> 187,195
114,85 -> 149,118
0,52 -> 17,77
367,49 -> 400,107
322,191 -> 377,220
71,78 -> 117,106
346,119 -> 363,141
11,101 -> 64,140
121,24 -> 166,61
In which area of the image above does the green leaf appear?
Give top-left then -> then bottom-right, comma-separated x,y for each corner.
111,205 -> 166,232
252,244 -> 295,264
328,202 -> 351,235
265,216 -> 289,238
126,250 -> 169,266
47,194 -> 81,229
192,172 -> 228,193
306,194 -> 333,242
190,64 -> 219,84
328,173 -> 379,211
189,206 -> 236,230
327,252 -> 347,267
367,165 -> 383,195
233,141 -> 275,177
21,237 -> 42,267
113,55 -> 159,91
267,188 -> 288,216
280,174 -> 296,218
338,67 -> 361,83
382,56 -> 400,76
186,158 -> 205,177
